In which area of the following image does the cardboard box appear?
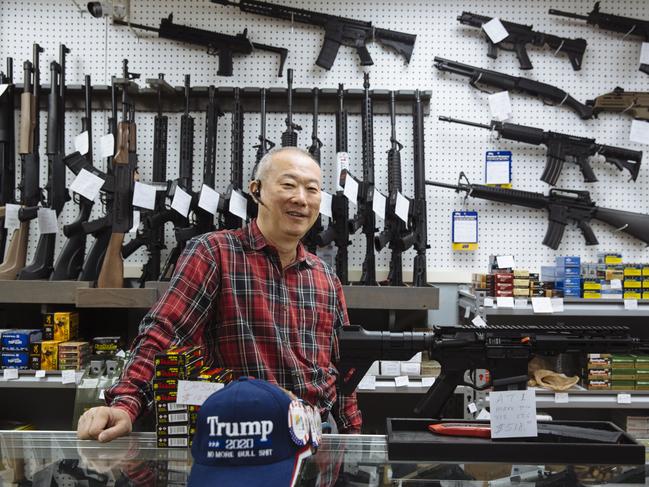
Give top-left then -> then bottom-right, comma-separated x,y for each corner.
1,330 -> 42,351
1,352 -> 29,369
53,312 -> 79,342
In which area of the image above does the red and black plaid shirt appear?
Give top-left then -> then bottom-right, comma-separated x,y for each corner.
105,219 -> 362,433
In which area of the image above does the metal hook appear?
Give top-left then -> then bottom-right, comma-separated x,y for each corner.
622,24 -> 637,39
553,40 -> 565,56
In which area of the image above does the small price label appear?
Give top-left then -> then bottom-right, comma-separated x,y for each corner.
617,393 -> 632,404
554,393 -> 569,403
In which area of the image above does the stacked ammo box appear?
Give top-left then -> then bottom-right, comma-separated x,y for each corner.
586,353 -> 649,390
1,330 -> 42,369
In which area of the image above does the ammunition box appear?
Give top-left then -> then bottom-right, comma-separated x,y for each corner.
624,279 -> 642,289
53,312 -> 79,342
513,288 -> 530,297
583,291 -> 601,299
587,368 -> 611,380
513,269 -> 529,278
92,336 -> 123,356
611,380 -> 635,390
157,411 -> 198,424
157,436 -> 190,448
154,391 -> 178,403
583,280 -> 603,290
153,379 -> 179,391
1,330 -> 42,351
157,424 -> 196,437
37,340 -> 63,370
624,291 -> 641,300
513,279 -> 529,287
587,380 -> 611,390
644,292 -> 649,300
599,253 -> 622,265
154,356 -> 204,379
635,381 -> 649,391
29,355 -> 41,370
1,352 -> 29,369
556,256 -> 580,267
42,313 -> 55,340
611,369 -> 637,380
611,355 -> 636,367
644,280 -> 649,289
643,266 -> 649,277
155,346 -> 202,367
155,402 -> 200,414
196,367 -> 233,383
624,265 -> 643,277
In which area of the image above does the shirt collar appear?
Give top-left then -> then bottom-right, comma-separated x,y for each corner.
246,219 -> 317,268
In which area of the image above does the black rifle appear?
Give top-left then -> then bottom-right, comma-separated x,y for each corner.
249,87 -> 274,221
113,14 -> 287,77
427,171 -> 649,249
0,58 -> 15,262
302,87 -> 323,254
281,69 -> 301,147
440,116 -> 642,185
316,84 -> 350,284
458,12 -> 587,70
338,324 -> 649,418
212,0 -> 416,69
19,45 -> 71,280
434,57 -> 593,119
374,91 -> 405,286
549,2 -> 649,75
349,73 -> 377,285
51,74 -> 95,280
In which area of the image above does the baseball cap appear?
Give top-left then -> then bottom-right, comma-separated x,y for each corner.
188,376 -> 322,487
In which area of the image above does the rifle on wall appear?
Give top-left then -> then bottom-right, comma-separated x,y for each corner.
0,58 -> 15,263
281,69 -> 301,147
249,87 -> 273,221
588,88 -> 649,121
302,87 -> 323,254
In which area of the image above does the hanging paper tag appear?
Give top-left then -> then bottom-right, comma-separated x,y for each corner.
171,187 -> 192,217
229,190 -> 248,221
38,208 -> 58,234
630,120 -> 649,145
496,255 -> 515,269
128,210 -> 140,234
395,192 -> 410,223
132,182 -> 157,210
343,175 -> 359,204
452,211 -> 478,251
488,91 -> 513,121
640,43 -> 649,66
0,85 -> 8,98
198,184 -> 220,215
98,134 -> 115,158
319,190 -> 332,218
485,151 -> 512,186
70,168 -> 105,202
472,315 -> 488,328
336,152 -> 350,191
4,204 -> 20,230
490,389 -> 537,439
372,189 -> 386,220
482,18 -> 509,43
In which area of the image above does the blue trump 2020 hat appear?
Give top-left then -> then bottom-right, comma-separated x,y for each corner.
188,376 -> 321,487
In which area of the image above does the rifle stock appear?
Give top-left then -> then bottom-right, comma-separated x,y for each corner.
97,233 -> 125,288
0,222 -> 29,280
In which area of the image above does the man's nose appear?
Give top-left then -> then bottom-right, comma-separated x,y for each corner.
290,186 -> 308,205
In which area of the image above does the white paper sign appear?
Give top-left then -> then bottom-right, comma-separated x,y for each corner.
467,402 -> 478,414
128,210 -> 140,234
38,208 -> 58,234
358,375 -> 376,391
625,299 -> 639,310
35,370 -> 46,379
0,84 -> 8,98
554,393 -> 569,404
176,380 -> 225,406
490,389 -> 537,438
198,184 -> 220,215
482,18 -> 509,44
476,408 -> 491,420
395,192 -> 410,223
453,214 -> 477,243
70,168 -> 104,202
485,158 -> 511,185
132,182 -> 157,210
74,131 -> 89,156
394,376 -> 410,388
421,377 -> 435,388
488,91 -> 513,121
611,279 -> 622,290
98,134 -> 115,158
4,203 -> 20,230
551,298 -> 564,313
99,389 -> 105,400
381,361 -> 401,376
630,120 -> 649,145
336,152 -> 350,191
319,190 -> 332,218
514,298 -> 527,308
531,297 -> 553,313
343,176 -> 359,205
171,187 -> 192,217
496,255 -> 515,269
484,297 -> 495,308
229,190 -> 248,221
641,43 -> 649,66
61,370 -> 77,385
400,362 -> 420,376
3,369 -> 18,380
617,393 -> 632,404
372,189 -> 386,220
472,315 -> 488,328
497,297 -> 515,308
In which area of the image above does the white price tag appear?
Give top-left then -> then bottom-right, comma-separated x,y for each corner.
497,297 -> 514,308
83,378 -> 99,388
336,152 -> 350,191
630,120 -> 649,145
319,190 -> 332,218
554,393 -> 569,403
483,297 -> 494,307
74,131 -> 90,156
467,402 -> 478,414
381,361 -> 401,376
488,91 -> 513,121
98,134 -> 115,158
3,369 -> 18,380
625,299 -> 639,310
421,377 -> 435,388
38,208 -> 58,235
472,315 -> 488,328
496,255 -> 515,269
343,176 -> 359,205
482,18 -> 509,44
198,184 -> 220,215
372,189 -> 386,220
4,203 -> 20,230
132,182 -> 157,210
394,375 -> 410,388
61,370 -> 77,385
70,168 -> 104,202
395,192 -> 410,223
641,43 -> 649,66
490,389 -> 537,438
514,298 -> 528,308
0,84 -> 8,98
611,279 -> 622,290
400,362 -> 420,376
551,298 -> 564,313
617,393 -> 632,404
531,297 -> 553,313
171,187 -> 192,218
177,380 -> 225,406
128,210 -> 140,234
116,350 -> 126,359
476,408 -> 491,420
229,190 -> 248,221
35,370 -> 46,379
358,375 -> 376,391
485,156 -> 511,185
99,389 -> 105,400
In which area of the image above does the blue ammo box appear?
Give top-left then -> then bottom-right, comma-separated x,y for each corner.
1,329 -> 43,351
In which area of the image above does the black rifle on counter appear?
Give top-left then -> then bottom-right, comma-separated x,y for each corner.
348,73 -> 377,285
549,2 -> 649,75
281,69 -> 301,147
427,171 -> 649,250
211,0 -> 416,70
338,323 -> 649,418
457,12 -> 587,70
374,91 -> 406,286
302,87 -> 323,254
19,45 -> 71,280
316,84 -> 350,284
434,58 -> 593,119
113,14 -> 287,77
439,116 -> 642,185
51,75 -> 95,280
0,58 -> 15,263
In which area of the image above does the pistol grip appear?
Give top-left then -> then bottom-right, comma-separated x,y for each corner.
514,43 -> 533,70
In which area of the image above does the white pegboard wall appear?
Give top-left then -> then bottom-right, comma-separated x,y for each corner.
1,0 -> 648,278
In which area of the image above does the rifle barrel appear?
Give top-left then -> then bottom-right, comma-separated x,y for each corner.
548,9 -> 589,21
438,116 -> 491,130
425,180 -> 462,191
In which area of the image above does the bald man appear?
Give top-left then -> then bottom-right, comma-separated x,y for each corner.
77,147 -> 362,442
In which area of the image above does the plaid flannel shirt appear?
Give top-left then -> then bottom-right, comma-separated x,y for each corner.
105,219 -> 362,433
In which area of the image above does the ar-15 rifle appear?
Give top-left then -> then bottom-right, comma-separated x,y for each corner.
51,75 -> 95,280
281,69 -> 301,147
19,45 -> 71,280
434,57 -> 593,119
427,171 -> 649,250
440,116 -> 642,185
338,323 -> 649,418
316,84 -> 350,284
211,0 -> 416,70
302,87 -> 323,254
0,58 -> 15,262
588,87 -> 649,121
113,14 -> 287,77
549,2 -> 649,75
458,12 -> 587,70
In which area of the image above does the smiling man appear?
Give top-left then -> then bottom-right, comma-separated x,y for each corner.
77,147 -> 362,442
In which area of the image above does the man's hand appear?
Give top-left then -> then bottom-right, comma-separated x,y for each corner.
77,406 -> 132,443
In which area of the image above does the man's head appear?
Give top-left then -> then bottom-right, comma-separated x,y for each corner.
249,147 -> 322,243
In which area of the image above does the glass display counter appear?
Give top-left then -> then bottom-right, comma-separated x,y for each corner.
0,431 -> 647,486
